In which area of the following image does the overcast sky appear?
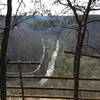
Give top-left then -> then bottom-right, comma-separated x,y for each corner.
0,0 -> 100,15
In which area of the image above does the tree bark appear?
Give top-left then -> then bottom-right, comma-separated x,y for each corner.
73,26 -> 82,100
0,0 -> 12,100
73,1 -> 92,99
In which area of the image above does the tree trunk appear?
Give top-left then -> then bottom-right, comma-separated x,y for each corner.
74,14 -> 89,100
73,27 -> 82,100
0,0 -> 12,100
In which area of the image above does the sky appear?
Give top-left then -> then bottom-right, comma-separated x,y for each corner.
0,0 -> 100,15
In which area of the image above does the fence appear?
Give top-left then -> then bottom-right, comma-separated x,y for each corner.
1,61 -> 100,100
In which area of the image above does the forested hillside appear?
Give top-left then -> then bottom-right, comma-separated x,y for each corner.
0,15 -> 100,75
0,15 -> 100,98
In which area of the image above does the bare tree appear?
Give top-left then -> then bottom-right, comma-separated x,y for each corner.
0,0 -> 12,100
55,0 -> 100,100
0,1 -> 39,100
0,1 -> 37,99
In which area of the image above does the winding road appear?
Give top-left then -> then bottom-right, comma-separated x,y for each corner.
7,26 -> 61,85
7,38 -> 45,75
32,38 -> 45,73
7,39 -> 60,86
38,39 -> 59,86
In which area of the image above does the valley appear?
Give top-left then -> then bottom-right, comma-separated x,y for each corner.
0,15 -> 100,99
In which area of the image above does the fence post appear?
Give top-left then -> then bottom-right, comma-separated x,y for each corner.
18,64 -> 24,100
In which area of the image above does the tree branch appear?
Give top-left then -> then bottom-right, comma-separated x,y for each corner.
83,44 -> 100,54
64,51 -> 100,59
90,8 -> 100,11
12,0 -> 24,28
53,24 -> 78,30
12,12 -> 37,27
57,0 -> 68,6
